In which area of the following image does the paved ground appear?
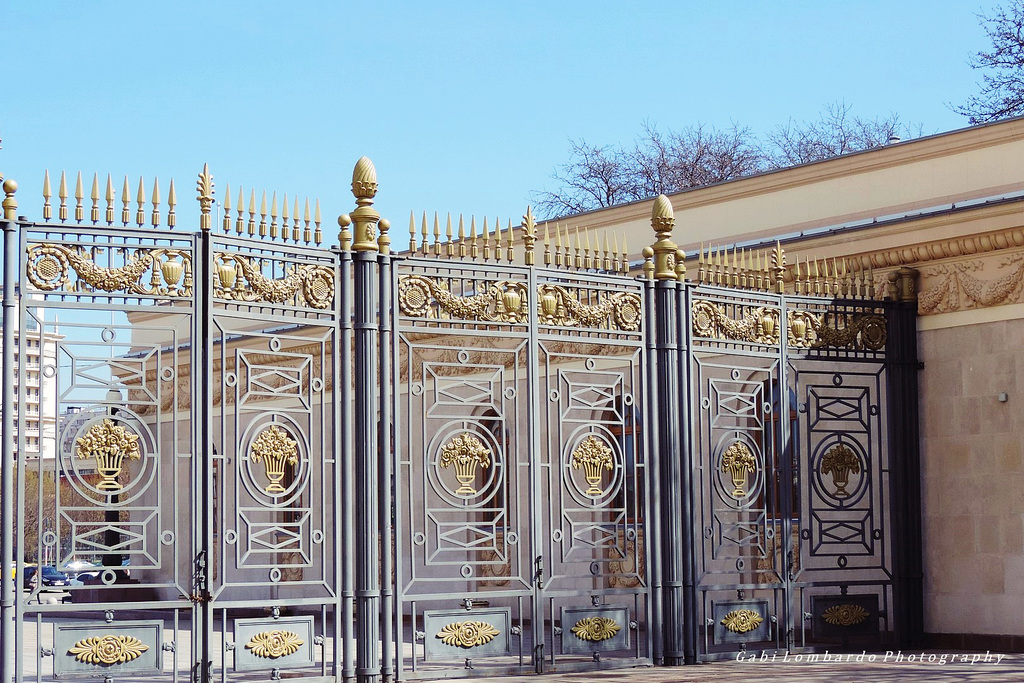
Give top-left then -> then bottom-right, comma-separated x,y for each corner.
463,652 -> 1024,682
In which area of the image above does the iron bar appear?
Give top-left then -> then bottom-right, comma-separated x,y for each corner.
353,249 -> 380,683
677,281 -> 696,665
378,244 -> 395,681
653,279 -> 684,665
643,275 -> 663,665
1,214 -> 17,683
338,241 -> 356,682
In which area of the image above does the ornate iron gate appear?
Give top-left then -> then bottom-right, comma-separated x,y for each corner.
685,284 -> 898,660
0,160 -> 923,682
390,230 -> 653,678
1,167 -> 351,682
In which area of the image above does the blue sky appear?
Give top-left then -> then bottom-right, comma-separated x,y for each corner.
0,1 -> 1004,248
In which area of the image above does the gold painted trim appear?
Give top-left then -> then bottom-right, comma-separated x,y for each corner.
435,621 -> 500,648
721,609 -> 764,634
249,425 -> 300,494
571,617 -> 621,642
691,300 -> 781,344
26,243 -> 193,296
398,275 -> 528,323
213,253 -> 335,309
68,635 -> 150,665
537,284 -> 642,331
245,630 -> 304,658
75,419 -> 142,492
822,604 -> 870,627
438,433 -> 491,495
720,442 -> 756,498
787,311 -> 886,351
570,435 -> 614,496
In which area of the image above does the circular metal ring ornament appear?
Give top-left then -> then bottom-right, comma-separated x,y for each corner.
225,529 -> 238,545
613,293 -> 642,331
301,267 -> 335,309
42,531 -> 57,547
458,350 -> 470,364
161,530 -> 176,545
460,564 -> 473,578
25,244 -> 70,291
269,337 -> 281,352
413,532 -> 426,546
160,367 -> 175,382
270,568 -> 282,583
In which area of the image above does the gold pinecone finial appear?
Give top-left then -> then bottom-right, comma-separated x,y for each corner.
650,194 -> 677,281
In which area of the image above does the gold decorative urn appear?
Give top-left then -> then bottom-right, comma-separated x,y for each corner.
820,443 -> 860,498
720,442 -> 756,498
75,419 -> 142,492
249,425 -> 300,494
571,435 -> 614,496
438,433 -> 491,495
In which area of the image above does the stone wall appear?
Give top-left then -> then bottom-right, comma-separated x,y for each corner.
920,317 -> 1024,640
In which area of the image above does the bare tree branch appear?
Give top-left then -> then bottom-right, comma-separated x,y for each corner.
534,103 -> 921,220
955,1 -> 1024,123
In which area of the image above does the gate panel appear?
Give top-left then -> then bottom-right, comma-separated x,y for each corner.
785,297 -> 894,650
207,235 -> 342,678
688,286 -> 788,659
393,260 -> 535,678
16,223 -> 198,681
534,269 -> 650,670
391,258 -> 652,678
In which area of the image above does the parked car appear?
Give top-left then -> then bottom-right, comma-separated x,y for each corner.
23,565 -> 70,589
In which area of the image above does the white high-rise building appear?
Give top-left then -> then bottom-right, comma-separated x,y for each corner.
0,297 -> 62,466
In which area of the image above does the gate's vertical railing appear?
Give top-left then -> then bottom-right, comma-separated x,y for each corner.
0,179 -> 18,683
642,245 -> 664,665
348,157 -> 383,683
886,267 -> 924,648
197,165 -> 216,682
648,195 -> 688,665
673,245 -> 698,666
377,198 -> 395,682
338,210 -> 357,681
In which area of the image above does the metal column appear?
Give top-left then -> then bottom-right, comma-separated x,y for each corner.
0,183 -> 18,683
349,158 -> 382,683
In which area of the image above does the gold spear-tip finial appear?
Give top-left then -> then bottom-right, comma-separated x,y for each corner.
650,194 -> 677,280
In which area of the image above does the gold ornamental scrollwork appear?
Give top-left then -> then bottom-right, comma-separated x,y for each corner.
26,243 -> 193,296
721,609 -> 764,634
820,443 -> 861,498
436,621 -> 501,648
788,311 -> 887,351
68,635 -> 150,665
570,617 -> 621,642
438,432 -> 491,495
822,604 -> 870,627
213,253 -> 335,309
720,442 -> 756,498
570,435 -> 614,496
537,284 -> 642,331
398,275 -> 527,323
249,425 -> 300,494
75,419 -> 142,492
691,300 -> 780,344
245,630 -> 304,659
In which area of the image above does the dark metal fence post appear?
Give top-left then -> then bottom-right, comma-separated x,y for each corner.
349,157 -> 382,683
887,267 -> 924,648
335,221 -> 357,682
641,254 -> 664,665
674,257 -> 697,665
377,214 -> 394,682
1,178 -> 19,683
196,165 -> 215,682
648,195 -> 686,665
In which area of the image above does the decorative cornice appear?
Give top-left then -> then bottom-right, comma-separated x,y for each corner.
917,254 -> 1024,315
